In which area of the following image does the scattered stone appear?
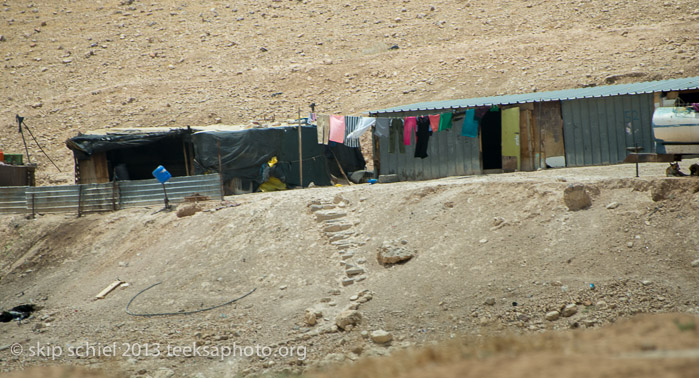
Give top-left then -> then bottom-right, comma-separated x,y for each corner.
377,241 -> 415,265
335,310 -> 362,330
370,330 -> 392,344
606,202 -> 620,209
545,311 -> 560,321
561,304 -> 578,317
0,35 -> 5,42
641,280 -> 652,286
349,295 -> 358,301
176,204 -> 201,218
341,278 -> 354,286
31,102 -> 43,109
279,285 -> 288,290
304,309 -> 320,326
484,297 -> 496,306
691,259 -> 699,267
329,288 -> 341,296
627,241 -> 634,248
596,300 -> 608,309
479,238 -> 488,244
563,183 -> 592,211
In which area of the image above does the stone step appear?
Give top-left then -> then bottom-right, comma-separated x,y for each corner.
346,267 -> 365,276
327,230 -> 354,242
309,203 -> 336,212
341,278 -> 354,286
323,222 -> 353,233
315,210 -> 347,222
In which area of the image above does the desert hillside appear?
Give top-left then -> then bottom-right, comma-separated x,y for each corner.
1,162 -> 698,377
1,0 -> 698,184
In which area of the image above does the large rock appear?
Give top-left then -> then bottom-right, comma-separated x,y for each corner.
377,241 -> 415,265
335,310 -> 362,330
561,304 -> 578,317
563,184 -> 591,211
370,330 -> 393,344
545,311 -> 560,321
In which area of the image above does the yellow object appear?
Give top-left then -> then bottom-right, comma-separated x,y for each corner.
335,184 -> 343,187
267,156 -> 278,167
259,176 -> 287,192
501,107 -> 521,170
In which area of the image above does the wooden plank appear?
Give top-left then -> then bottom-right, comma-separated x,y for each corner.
96,279 -> 124,299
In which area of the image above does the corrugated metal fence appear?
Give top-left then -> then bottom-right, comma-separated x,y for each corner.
0,174 -> 221,215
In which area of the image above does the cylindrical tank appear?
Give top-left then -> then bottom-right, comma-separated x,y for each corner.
652,107 -> 699,154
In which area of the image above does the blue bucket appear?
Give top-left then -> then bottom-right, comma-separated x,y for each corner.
152,165 -> 172,183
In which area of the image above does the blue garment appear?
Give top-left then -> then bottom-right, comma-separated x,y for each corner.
461,109 -> 478,138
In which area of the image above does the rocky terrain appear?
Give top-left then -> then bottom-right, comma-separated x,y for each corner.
0,0 -> 698,184
1,162 -> 698,377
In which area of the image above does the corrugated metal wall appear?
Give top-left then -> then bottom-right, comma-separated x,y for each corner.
119,174 -> 221,209
0,174 -> 221,215
378,121 -> 480,181
562,94 -> 654,167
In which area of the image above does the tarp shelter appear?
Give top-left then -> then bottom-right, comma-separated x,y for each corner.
66,125 -> 365,193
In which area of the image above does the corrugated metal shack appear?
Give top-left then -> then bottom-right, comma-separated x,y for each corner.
369,76 -> 699,181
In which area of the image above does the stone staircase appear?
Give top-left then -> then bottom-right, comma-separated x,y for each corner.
309,195 -> 367,287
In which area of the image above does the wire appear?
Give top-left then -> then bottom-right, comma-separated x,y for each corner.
125,282 -> 256,317
19,119 -> 62,172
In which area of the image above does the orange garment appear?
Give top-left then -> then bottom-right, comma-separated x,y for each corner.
428,114 -> 440,132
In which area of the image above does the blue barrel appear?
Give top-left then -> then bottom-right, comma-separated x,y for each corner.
152,165 -> 171,183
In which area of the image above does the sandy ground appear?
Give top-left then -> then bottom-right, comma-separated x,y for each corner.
1,160 -> 698,377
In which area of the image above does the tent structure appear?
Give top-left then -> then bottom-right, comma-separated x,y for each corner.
66,125 -> 365,194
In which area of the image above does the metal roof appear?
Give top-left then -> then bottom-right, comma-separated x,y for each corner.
370,76 -> 699,114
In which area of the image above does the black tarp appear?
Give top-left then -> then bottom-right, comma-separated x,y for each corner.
66,130 -> 187,160
67,126 -> 366,188
192,126 -> 361,188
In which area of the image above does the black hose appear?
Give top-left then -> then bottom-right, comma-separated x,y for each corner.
125,282 -> 256,317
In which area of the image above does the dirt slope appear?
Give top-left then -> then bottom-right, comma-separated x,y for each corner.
1,162 -> 698,376
1,0 -> 698,184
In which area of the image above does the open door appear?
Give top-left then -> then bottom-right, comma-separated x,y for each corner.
501,107 -> 520,171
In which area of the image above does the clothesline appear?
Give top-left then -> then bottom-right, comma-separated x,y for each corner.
311,107 -> 492,157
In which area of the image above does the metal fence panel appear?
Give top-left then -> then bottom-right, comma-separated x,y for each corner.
119,174 -> 221,209
0,187 -> 28,214
0,174 -> 221,215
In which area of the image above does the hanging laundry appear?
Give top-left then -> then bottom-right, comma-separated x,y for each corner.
329,115 -> 346,143
344,116 -> 361,148
403,116 -> 417,146
474,106 -> 489,120
375,118 -> 390,138
316,114 -> 329,144
438,112 -> 453,131
461,108 -> 478,138
389,118 -> 405,153
415,115 -> 432,159
346,117 -> 376,140
428,114 -> 440,132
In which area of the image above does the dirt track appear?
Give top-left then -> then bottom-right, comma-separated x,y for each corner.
1,161 -> 698,376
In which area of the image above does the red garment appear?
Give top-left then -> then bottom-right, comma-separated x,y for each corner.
428,114 -> 440,132
403,116 -> 417,145
329,115 -> 345,143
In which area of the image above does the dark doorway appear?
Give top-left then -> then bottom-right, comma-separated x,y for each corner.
481,109 -> 502,170
106,137 -> 188,181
